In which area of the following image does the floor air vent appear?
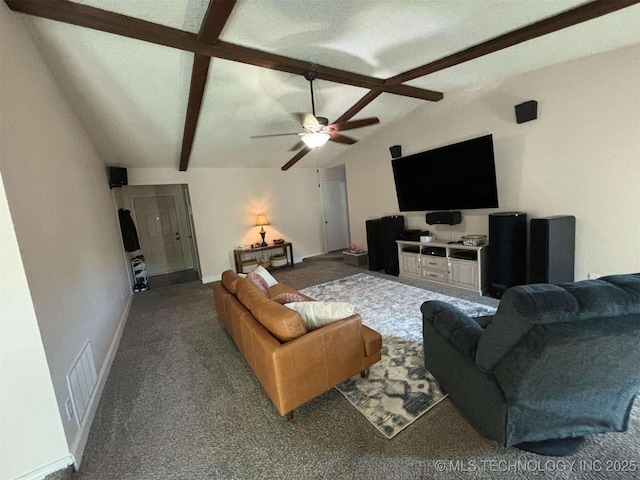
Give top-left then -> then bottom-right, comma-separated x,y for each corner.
66,341 -> 98,427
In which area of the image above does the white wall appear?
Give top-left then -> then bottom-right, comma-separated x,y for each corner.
0,2 -> 131,470
339,45 -> 640,280
127,168 -> 326,282
0,174 -> 71,480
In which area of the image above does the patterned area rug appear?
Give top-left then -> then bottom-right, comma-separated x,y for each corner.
300,273 -> 496,439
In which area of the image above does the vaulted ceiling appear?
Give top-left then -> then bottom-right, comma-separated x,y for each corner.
8,0 -> 640,170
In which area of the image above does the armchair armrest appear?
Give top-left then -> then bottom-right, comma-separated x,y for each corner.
421,301 -> 483,359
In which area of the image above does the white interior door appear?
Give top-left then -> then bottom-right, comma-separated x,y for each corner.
133,195 -> 185,275
322,182 -> 350,252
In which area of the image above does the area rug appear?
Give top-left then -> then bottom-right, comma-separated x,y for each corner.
300,273 -> 497,439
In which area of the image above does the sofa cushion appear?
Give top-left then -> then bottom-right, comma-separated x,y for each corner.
253,265 -> 278,287
272,292 -> 307,305
247,272 -> 269,296
269,283 -> 314,300
236,278 -> 307,343
222,270 -> 241,294
284,301 -> 355,331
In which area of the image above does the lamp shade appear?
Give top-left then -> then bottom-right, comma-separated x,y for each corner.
301,132 -> 330,149
255,214 -> 270,227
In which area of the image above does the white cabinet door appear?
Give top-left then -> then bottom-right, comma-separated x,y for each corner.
449,260 -> 478,290
399,253 -> 420,278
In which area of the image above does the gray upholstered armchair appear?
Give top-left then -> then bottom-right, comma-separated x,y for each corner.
421,273 -> 640,455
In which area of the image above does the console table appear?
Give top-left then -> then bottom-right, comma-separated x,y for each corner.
397,240 -> 489,295
233,242 -> 294,273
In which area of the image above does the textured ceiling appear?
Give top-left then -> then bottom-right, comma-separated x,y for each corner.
19,0 -> 640,169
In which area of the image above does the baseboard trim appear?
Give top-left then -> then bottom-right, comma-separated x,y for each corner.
69,293 -> 133,468
201,274 -> 221,284
13,455 -> 74,480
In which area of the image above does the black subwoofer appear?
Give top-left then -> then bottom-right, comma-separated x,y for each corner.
529,216 -> 576,284
489,212 -> 527,298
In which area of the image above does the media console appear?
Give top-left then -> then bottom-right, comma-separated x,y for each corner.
396,240 -> 489,296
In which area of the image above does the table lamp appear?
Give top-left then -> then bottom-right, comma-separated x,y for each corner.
255,214 -> 270,247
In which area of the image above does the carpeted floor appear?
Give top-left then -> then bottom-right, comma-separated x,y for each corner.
48,257 -> 639,480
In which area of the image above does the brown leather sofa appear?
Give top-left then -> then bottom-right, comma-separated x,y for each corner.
212,270 -> 382,418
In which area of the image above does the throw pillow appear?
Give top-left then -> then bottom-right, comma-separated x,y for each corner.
284,301 -> 355,331
253,265 -> 278,288
272,292 -> 307,305
247,272 -> 269,296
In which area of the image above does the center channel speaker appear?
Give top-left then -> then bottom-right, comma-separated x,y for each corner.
425,211 -> 461,225
489,212 -> 527,298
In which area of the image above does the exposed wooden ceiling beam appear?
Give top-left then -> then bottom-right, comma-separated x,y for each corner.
213,41 -> 443,101
5,0 -> 197,51
198,0 -> 237,44
332,90 -> 383,126
179,55 -> 211,171
387,0 -> 640,85
281,90 -> 383,171
281,147 -> 311,171
180,0 -> 238,171
4,0 -> 443,102
7,0 -> 638,172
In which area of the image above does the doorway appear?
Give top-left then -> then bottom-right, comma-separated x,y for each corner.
121,184 -> 200,284
132,195 -> 185,275
321,181 -> 351,252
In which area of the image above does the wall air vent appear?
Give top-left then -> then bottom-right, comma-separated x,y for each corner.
66,341 -> 98,427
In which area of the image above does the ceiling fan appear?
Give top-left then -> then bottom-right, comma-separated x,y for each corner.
251,71 -> 380,152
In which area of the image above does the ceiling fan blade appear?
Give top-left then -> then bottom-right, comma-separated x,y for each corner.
330,133 -> 358,145
332,117 -> 380,132
299,113 -> 320,131
290,112 -> 307,124
282,147 -> 311,171
288,140 -> 305,152
251,132 -> 300,139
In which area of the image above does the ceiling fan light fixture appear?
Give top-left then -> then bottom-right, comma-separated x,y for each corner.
301,132 -> 330,149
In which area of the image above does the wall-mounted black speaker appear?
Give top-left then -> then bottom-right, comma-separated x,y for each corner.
389,145 -> 402,158
108,167 -> 128,188
529,215 -> 576,284
515,100 -> 538,124
489,212 -> 527,298
425,211 -> 462,225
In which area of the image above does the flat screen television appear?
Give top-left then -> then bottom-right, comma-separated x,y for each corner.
391,134 -> 498,211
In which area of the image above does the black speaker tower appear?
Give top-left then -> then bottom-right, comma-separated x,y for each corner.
529,216 -> 576,284
489,212 -> 527,298
366,216 -> 404,275
381,216 -> 404,276
366,219 -> 384,271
